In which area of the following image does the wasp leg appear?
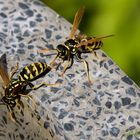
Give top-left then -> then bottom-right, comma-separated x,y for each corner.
19,93 -> 36,110
56,61 -> 64,71
60,60 -> 71,77
17,99 -> 24,109
84,46 -> 99,59
60,54 -> 74,77
10,63 -> 19,79
7,105 -> 16,122
17,84 -> 36,109
82,59 -> 91,84
92,50 -> 107,62
76,54 -> 91,83
8,111 -> 16,122
50,53 -> 59,67
18,87 -> 35,110
30,82 -> 59,90
93,51 -> 98,58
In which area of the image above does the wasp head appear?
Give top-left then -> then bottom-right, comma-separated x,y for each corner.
56,44 -> 68,60
56,39 -> 78,60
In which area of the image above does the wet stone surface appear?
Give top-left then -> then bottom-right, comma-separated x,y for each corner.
0,0 -> 140,140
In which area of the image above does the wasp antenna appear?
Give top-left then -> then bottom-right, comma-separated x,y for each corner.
43,53 -> 57,57
50,53 -> 59,66
37,49 -> 57,57
37,49 -> 56,54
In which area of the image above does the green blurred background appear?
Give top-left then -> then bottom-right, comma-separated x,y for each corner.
41,0 -> 140,86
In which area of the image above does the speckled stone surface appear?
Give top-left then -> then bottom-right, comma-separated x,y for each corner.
0,0 -> 140,140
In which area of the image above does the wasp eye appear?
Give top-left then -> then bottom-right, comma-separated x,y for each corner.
57,44 -> 65,53
57,44 -> 64,50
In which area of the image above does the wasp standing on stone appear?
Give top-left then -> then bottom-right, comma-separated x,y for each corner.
0,54 -> 26,121
0,54 -> 56,121
39,6 -> 114,83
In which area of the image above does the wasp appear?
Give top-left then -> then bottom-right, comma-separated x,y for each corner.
0,54 -> 55,121
40,6 -> 114,83
0,54 -> 26,121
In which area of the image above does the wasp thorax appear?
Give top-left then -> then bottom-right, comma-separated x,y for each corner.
64,39 -> 78,48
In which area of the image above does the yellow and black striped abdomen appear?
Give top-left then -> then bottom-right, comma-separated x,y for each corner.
78,38 -> 103,53
18,62 -> 51,82
90,40 -> 103,50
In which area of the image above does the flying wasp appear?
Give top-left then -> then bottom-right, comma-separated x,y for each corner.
40,6 -> 114,83
0,54 -> 55,121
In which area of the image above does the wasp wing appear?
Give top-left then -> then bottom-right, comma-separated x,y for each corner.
77,34 -> 115,48
0,53 -> 10,86
69,6 -> 85,39
91,34 -> 115,41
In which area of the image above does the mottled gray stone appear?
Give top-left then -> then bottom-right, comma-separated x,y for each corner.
0,0 -> 140,140
110,127 -> 120,137
19,2 -> 29,9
